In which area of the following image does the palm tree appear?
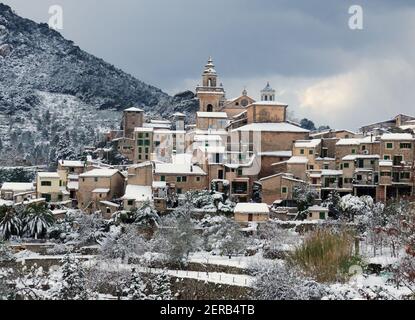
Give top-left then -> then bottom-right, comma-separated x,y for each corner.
0,206 -> 22,240
23,204 -> 55,239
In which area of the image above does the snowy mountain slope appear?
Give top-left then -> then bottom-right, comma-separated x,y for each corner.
0,3 -> 198,165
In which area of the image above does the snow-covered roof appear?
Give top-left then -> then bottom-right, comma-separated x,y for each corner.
249,101 -> 288,106
152,181 -> 167,188
232,122 -> 309,133
135,127 -> 154,132
67,181 -> 79,190
379,160 -> 393,167
321,170 -> 343,176
336,136 -> 377,146
308,205 -> 329,212
124,107 -> 144,112
37,172 -> 60,179
154,163 -> 206,175
122,185 -> 152,202
100,201 -> 119,207
173,112 -> 186,117
80,169 -> 120,178
294,139 -> 321,148
287,156 -> 309,164
234,203 -> 270,214
315,157 -> 336,161
0,199 -> 13,206
197,112 -> 228,119
58,160 -> 85,168
258,151 -> 292,157
380,133 -> 414,141
92,188 -> 110,193
342,154 -> 380,161
1,182 -> 34,192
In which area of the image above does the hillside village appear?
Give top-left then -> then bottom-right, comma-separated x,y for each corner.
1,58 -> 415,300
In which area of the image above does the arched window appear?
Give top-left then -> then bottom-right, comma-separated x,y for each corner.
207,104 -> 213,112
208,78 -> 212,87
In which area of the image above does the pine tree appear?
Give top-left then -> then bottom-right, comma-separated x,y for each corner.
55,254 -> 92,300
151,270 -> 172,300
126,268 -> 147,300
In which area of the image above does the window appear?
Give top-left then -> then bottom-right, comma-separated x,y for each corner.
196,177 -> 201,182
128,200 -> 134,206
400,172 -> 410,180
42,194 -> 51,202
58,194 -> 63,201
324,165 -> 329,170
356,175 -> 362,181
145,133 -> 149,138
138,140 -> 144,146
160,176 -> 165,182
138,155 -> 142,160
177,188 -> 182,194
237,169 -> 243,176
182,176 -> 187,182
281,186 -> 288,194
144,140 -> 150,146
138,147 -> 142,153
309,165 -> 314,170
386,142 -> 393,149
319,212 -> 326,220
145,148 -> 149,153
94,177 -> 98,182
384,155 -> 391,160
138,133 -> 143,139
309,149 -> 313,155
362,145 -> 366,151
400,143 -> 412,149
343,163 -> 350,168
59,180 -> 62,187
41,181 -> 52,187
300,149 -> 305,155
176,176 -> 182,182
351,149 -> 356,154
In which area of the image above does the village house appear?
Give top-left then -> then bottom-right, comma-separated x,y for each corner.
0,182 -> 35,203
122,184 -> 153,211
78,169 -> 125,212
306,205 -> 329,221
36,172 -> 68,203
234,202 -> 270,224
258,173 -> 305,206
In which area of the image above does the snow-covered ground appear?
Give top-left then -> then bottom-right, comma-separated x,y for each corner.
93,260 -> 254,287
189,251 -> 263,269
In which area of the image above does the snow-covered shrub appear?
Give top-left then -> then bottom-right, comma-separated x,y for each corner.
200,215 -> 246,256
252,262 -> 327,300
0,241 -> 15,263
99,225 -> 149,263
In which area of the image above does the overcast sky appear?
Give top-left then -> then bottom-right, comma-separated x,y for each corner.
2,0 -> 415,130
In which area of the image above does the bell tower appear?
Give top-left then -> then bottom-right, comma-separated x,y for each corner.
261,82 -> 276,102
196,57 -> 225,112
